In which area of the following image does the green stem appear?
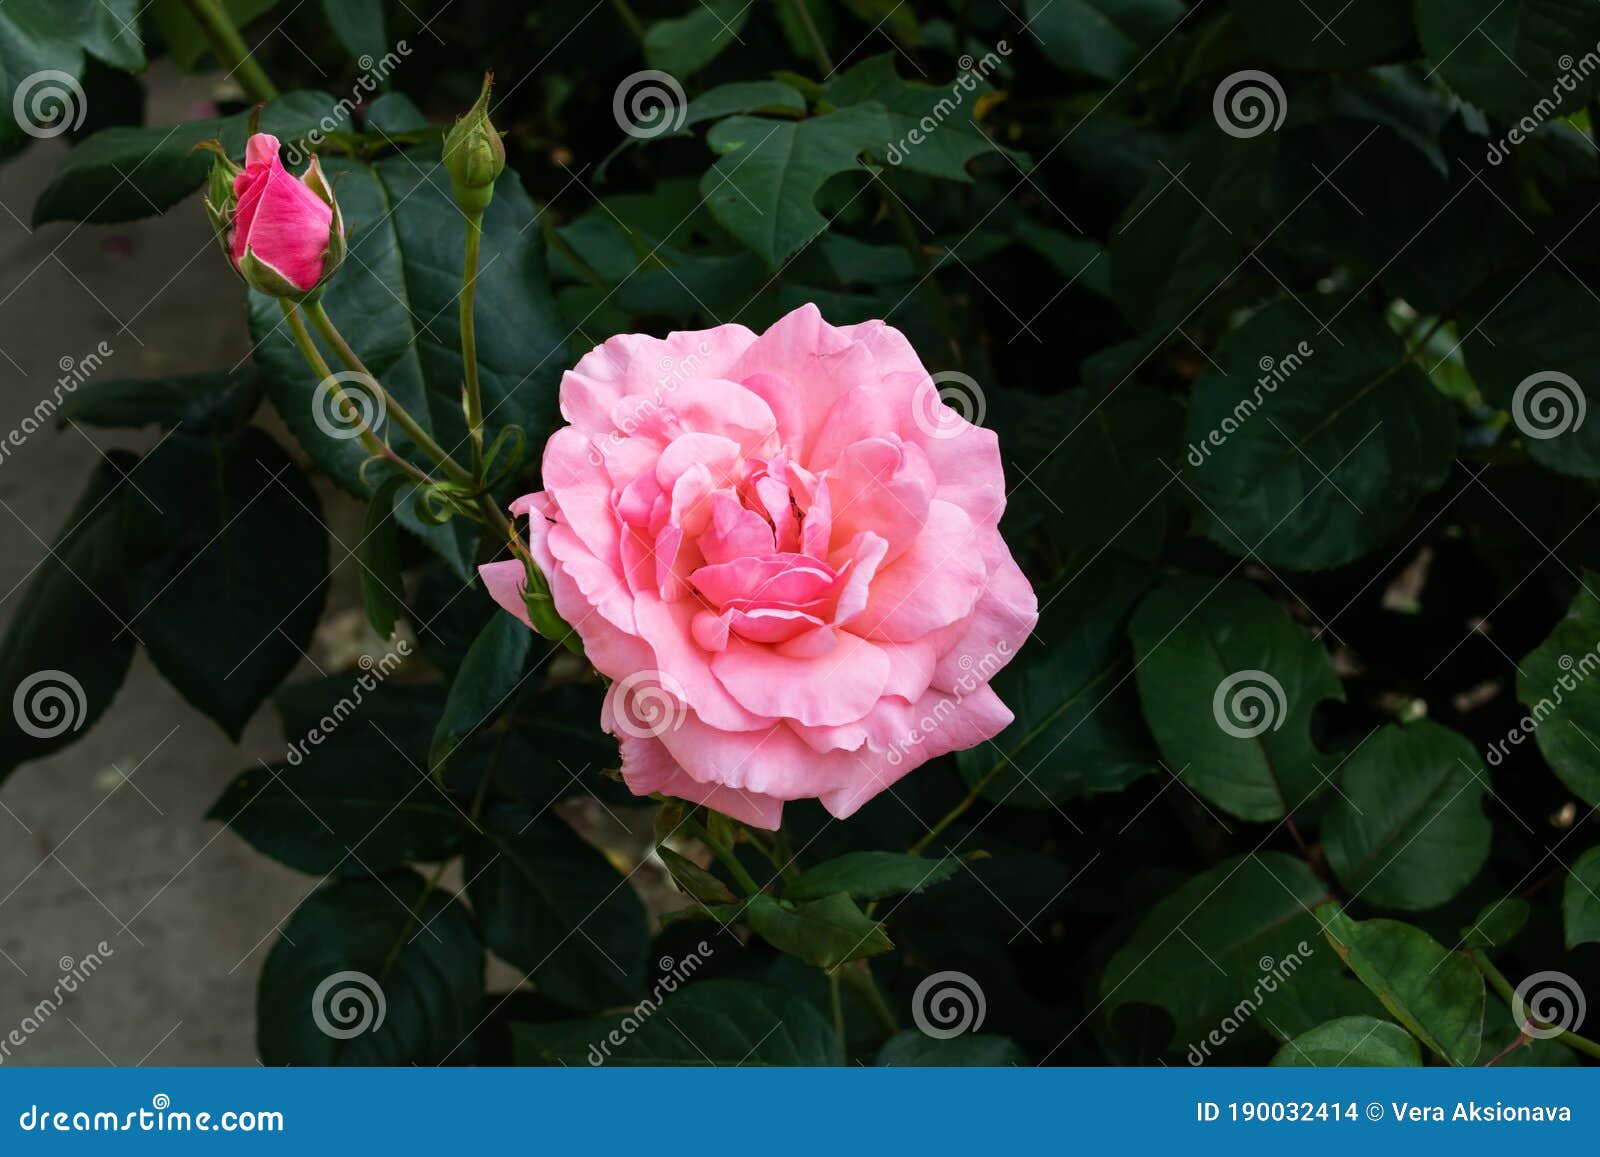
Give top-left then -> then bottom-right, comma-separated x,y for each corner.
460,211 -> 486,477
907,764 -> 1002,857
829,970 -> 848,1064
608,0 -> 648,42
280,302 -> 414,475
787,0 -> 833,73
684,818 -> 762,897
1470,950 -> 1600,1062
842,960 -> 899,1036
178,0 -> 279,103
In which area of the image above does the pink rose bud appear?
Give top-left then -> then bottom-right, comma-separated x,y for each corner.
203,132 -> 345,298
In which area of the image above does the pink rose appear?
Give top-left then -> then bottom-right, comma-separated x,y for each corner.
228,133 -> 336,293
481,305 -> 1038,829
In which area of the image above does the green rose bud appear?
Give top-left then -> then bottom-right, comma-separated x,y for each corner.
442,73 -> 505,215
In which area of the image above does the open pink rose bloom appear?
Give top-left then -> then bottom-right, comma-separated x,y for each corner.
229,133 -> 333,292
481,305 -> 1038,828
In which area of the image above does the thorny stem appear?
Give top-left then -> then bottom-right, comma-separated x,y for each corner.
460,211 -> 487,477
788,0 -> 834,73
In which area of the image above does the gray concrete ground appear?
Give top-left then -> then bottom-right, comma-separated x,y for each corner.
0,64 -> 365,1066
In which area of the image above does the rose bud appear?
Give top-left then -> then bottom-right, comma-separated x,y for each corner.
442,73 -> 505,214
203,132 -> 345,299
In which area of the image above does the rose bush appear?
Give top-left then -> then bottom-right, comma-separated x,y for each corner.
480,306 -> 1037,827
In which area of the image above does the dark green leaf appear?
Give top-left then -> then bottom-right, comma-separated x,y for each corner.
1565,846 -> 1600,948
321,0 -> 387,65
257,871 -> 483,1065
149,0 -> 276,70
1269,1016 -> 1421,1066
357,477 -> 405,641
0,0 -> 143,149
1515,572 -> 1600,804
1315,905 -> 1484,1067
744,893 -> 893,967
1024,0 -> 1184,80
1322,721 -> 1492,910
644,0 -> 749,76
659,846 -> 737,903
685,81 -> 805,129
131,427 -> 330,739
1103,853 -> 1372,1054
0,456 -> 141,782
428,611 -> 530,775
466,804 -> 649,1010
57,368 -> 260,433
1417,0 -> 1600,122
700,105 -> 890,265
785,851 -> 961,901
1234,0 -> 1413,68
1129,577 -> 1344,821
1462,897 -> 1531,950
1183,299 -> 1457,570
